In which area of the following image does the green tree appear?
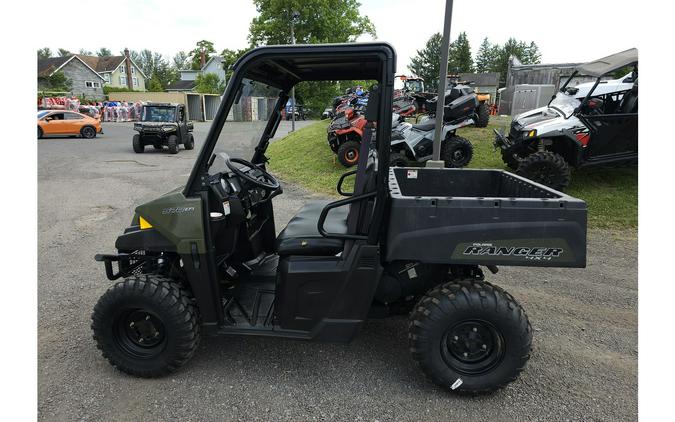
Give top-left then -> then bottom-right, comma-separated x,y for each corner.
195,73 -> 225,94
474,38 -> 498,73
79,48 -> 93,56
190,40 -> 216,70
57,48 -> 72,57
172,51 -> 190,70
448,32 -> 473,74
97,47 -> 112,57
248,0 -> 376,114
39,71 -> 73,92
147,77 -> 164,92
37,48 -> 52,60
408,33 -> 444,88
221,48 -> 250,80
248,0 -> 376,46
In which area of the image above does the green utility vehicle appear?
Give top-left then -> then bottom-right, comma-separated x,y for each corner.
93,43 -> 587,394
133,102 -> 194,154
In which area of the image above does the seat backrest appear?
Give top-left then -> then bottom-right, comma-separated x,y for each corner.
342,123 -> 378,257
617,82 -> 638,113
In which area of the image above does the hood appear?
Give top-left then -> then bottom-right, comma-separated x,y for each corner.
514,106 -> 562,128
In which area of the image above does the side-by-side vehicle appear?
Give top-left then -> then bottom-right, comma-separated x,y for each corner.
495,48 -> 638,190
93,43 -> 587,394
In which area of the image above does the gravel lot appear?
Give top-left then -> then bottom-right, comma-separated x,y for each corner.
38,122 -> 637,421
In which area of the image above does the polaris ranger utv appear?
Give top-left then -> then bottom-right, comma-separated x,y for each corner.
133,102 -> 195,154
494,48 -> 638,191
93,43 -> 587,394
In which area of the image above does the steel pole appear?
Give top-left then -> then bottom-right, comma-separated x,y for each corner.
290,20 -> 296,132
429,0 -> 454,165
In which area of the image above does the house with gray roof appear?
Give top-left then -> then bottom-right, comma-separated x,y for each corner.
38,55 -> 105,99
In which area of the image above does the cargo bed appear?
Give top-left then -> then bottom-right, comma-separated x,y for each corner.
386,167 -> 587,267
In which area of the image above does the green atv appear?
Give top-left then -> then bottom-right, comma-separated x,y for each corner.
93,43 -> 587,394
132,102 -> 194,154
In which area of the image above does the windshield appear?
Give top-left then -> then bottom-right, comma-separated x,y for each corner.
405,80 -> 424,93
142,106 -> 175,122
209,78 -> 282,173
549,92 -> 580,118
38,111 -> 50,119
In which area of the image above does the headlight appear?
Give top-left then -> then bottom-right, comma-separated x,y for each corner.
526,129 -> 537,138
162,125 -> 176,131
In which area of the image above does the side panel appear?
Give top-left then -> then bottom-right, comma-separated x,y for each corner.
386,198 -> 587,268
276,245 -> 382,341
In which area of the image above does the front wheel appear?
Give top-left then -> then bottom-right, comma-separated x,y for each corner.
516,151 -> 571,191
389,151 -> 410,167
132,134 -> 144,153
38,126 -> 43,139
441,136 -> 473,168
167,135 -> 179,154
409,280 -> 532,394
184,133 -> 195,150
81,126 -> 97,139
337,140 -> 361,167
475,102 -> 490,127
91,275 -> 201,378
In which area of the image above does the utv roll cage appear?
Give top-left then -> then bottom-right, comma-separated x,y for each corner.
184,43 -> 396,239
556,47 -> 638,114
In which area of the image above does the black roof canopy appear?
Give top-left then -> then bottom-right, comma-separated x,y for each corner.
576,48 -> 638,77
232,43 -> 396,89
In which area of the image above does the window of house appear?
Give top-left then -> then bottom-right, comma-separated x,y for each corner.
93,82 -> 101,88
120,76 -> 127,85
131,67 -> 135,74
132,77 -> 138,86
119,65 -> 125,74
103,73 -> 111,83
85,81 -> 94,88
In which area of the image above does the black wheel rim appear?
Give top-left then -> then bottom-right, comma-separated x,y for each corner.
113,308 -> 167,358
441,320 -> 504,375
83,127 -> 94,138
452,149 -> 465,163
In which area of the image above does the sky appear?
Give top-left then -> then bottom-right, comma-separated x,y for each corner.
39,0 -> 638,74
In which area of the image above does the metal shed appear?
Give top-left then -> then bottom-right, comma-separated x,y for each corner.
459,72 -> 500,104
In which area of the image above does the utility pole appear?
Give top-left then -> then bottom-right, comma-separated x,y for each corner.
428,0 -> 454,168
290,10 -> 299,132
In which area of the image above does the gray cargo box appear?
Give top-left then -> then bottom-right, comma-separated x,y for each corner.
386,167 -> 587,268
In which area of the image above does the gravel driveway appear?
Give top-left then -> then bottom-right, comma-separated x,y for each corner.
38,122 -> 637,421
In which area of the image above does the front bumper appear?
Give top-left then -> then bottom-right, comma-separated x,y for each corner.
493,129 -> 513,150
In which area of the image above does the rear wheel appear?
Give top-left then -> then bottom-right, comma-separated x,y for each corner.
337,140 -> 360,167
516,151 -> 571,191
38,126 -> 43,139
389,152 -> 410,167
167,135 -> 179,154
441,136 -> 473,168
81,126 -> 96,139
91,274 -> 201,378
132,134 -> 144,153
475,102 -> 490,128
184,133 -> 195,150
409,280 -> 532,394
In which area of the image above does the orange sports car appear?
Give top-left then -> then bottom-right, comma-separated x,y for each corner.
37,110 -> 102,139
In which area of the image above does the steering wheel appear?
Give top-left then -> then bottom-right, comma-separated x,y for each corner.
226,157 -> 280,191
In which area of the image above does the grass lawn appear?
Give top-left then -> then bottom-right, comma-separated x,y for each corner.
267,117 -> 637,229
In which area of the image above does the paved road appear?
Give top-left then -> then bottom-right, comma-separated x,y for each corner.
38,122 -> 637,421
